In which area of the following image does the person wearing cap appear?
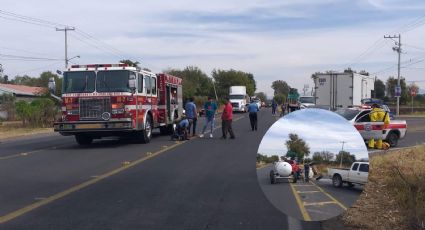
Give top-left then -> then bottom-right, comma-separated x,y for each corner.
199,97 -> 218,138
221,97 -> 235,139
368,103 -> 390,149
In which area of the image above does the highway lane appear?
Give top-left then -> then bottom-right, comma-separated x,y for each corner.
0,109 -> 323,230
398,117 -> 425,147
257,165 -> 361,222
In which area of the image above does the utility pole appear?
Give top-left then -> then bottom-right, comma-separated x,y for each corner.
56,27 -> 75,69
339,141 -> 346,168
384,34 -> 401,116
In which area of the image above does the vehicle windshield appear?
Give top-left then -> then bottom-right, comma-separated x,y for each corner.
229,95 -> 245,100
96,70 -> 131,92
63,71 -> 96,93
299,97 -> 314,104
335,109 -> 359,120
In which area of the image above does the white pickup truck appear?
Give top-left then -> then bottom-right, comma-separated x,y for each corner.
327,162 -> 369,188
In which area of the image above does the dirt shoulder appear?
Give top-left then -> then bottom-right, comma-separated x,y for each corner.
0,126 -> 53,141
323,145 -> 425,230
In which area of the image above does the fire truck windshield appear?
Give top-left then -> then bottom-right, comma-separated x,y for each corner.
63,71 -> 96,93
96,70 -> 131,92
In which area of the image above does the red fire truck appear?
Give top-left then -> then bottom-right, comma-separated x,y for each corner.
50,64 -> 183,145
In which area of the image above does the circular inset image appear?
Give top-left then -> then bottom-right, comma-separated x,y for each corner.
257,108 -> 369,221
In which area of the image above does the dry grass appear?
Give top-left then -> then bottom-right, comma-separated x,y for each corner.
339,145 -> 425,230
0,124 -> 52,140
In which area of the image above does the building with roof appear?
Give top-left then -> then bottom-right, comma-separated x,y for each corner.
0,83 -> 46,119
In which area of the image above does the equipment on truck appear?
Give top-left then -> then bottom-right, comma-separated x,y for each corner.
229,86 -> 249,112
286,88 -> 300,113
269,160 -> 300,184
51,63 -> 183,145
312,72 -> 375,110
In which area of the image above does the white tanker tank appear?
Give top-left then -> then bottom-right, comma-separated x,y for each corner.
270,161 -> 298,184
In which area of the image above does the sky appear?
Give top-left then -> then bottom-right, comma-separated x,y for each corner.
1,0 -> 425,96
258,109 -> 369,160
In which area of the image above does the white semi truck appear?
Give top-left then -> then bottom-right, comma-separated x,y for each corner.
229,86 -> 249,112
312,72 -> 375,110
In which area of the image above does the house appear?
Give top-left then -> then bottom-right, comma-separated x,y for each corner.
0,83 -> 46,119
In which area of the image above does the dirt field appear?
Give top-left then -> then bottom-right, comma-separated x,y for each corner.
0,124 -> 52,140
323,145 -> 425,230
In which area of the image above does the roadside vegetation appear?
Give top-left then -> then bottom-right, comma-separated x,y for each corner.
339,145 -> 425,230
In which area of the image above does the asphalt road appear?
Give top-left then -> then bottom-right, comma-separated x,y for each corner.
0,109 -> 323,230
397,117 -> 425,147
257,165 -> 362,222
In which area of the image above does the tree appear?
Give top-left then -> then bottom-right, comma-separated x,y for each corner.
119,59 -> 140,67
271,80 -> 290,96
312,151 -> 334,164
0,93 -> 16,120
273,94 -> 286,105
166,66 -> 213,101
255,92 -> 267,102
335,151 -> 356,166
212,69 -> 256,100
374,78 -> 385,99
285,133 -> 310,160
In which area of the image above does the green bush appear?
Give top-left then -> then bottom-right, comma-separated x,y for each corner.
15,98 -> 58,127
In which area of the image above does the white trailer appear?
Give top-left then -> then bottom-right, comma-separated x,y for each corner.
229,86 -> 249,112
312,73 -> 375,110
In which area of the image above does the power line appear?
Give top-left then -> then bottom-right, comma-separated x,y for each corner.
0,53 -> 62,61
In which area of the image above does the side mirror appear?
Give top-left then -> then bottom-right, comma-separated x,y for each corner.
48,77 -> 56,94
129,75 -> 136,92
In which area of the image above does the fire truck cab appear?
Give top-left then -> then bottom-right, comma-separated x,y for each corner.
51,64 -> 183,145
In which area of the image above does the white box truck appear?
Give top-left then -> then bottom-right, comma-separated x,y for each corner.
229,86 -> 249,112
312,72 -> 375,110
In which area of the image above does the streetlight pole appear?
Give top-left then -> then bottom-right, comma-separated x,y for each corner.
339,141 -> 346,168
56,27 -> 75,69
384,34 -> 401,116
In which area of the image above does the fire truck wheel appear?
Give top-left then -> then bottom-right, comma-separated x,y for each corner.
139,115 -> 153,143
75,134 -> 93,146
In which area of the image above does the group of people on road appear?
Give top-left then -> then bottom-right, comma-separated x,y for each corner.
179,97 -> 263,141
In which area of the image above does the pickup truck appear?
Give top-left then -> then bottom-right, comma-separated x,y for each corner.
327,162 -> 369,188
335,108 -> 407,147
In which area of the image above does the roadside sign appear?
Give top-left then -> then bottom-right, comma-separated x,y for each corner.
395,86 -> 401,97
410,89 -> 417,97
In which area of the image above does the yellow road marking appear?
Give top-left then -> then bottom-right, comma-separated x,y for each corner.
292,184 -> 315,187
0,144 -> 67,161
0,141 -> 185,224
304,201 -> 339,206
309,181 -> 347,210
289,180 -> 312,221
297,190 -> 321,194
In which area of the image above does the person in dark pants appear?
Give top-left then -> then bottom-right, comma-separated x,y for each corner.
247,101 -> 259,131
271,100 -> 277,115
184,97 -> 197,136
304,163 -> 310,182
221,98 -> 235,139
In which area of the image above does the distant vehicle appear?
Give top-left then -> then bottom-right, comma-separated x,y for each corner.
286,88 -> 300,112
335,108 -> 407,147
327,162 -> 369,188
229,86 -> 249,112
299,95 -> 315,109
266,100 -> 273,107
312,72 -> 375,110
361,98 -> 383,106
51,63 -> 183,145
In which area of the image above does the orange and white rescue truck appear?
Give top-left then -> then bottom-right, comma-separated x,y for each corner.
51,64 -> 183,145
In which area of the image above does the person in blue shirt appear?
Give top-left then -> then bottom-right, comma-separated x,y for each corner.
199,97 -> 218,138
271,100 -> 277,115
184,97 -> 198,136
247,101 -> 259,131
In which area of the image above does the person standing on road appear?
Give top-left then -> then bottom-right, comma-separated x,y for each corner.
185,97 -> 198,137
271,100 -> 277,115
247,100 -> 259,131
304,163 -> 310,182
368,103 -> 390,149
221,98 -> 235,139
200,97 -> 218,138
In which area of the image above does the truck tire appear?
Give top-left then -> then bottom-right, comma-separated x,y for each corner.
139,115 -> 152,143
75,134 -> 93,146
386,131 -> 399,147
270,170 -> 276,184
332,174 -> 343,187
